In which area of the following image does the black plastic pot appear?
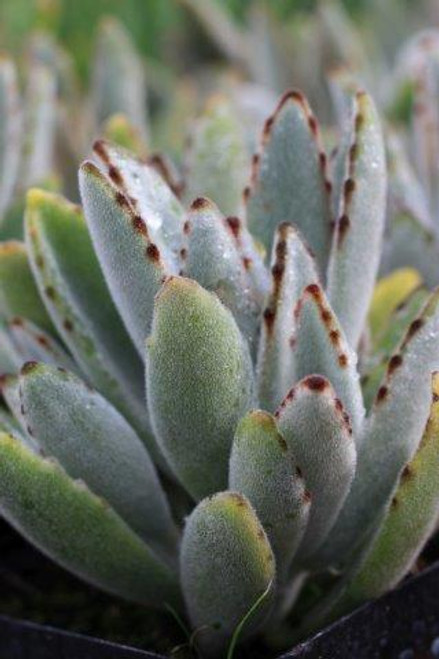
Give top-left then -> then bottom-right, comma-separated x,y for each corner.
1,518 -> 439,659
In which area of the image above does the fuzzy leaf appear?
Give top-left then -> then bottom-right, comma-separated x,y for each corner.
92,139 -> 185,267
180,491 -> 275,657
368,268 -> 423,345
276,375 -> 356,562
362,287 -> 429,410
256,223 -> 319,411
91,18 -> 148,139
292,283 -> 364,438
319,287 -> 439,567
0,322 -> 25,374
0,431 -> 180,607
146,276 -> 255,500
0,374 -> 31,440
0,57 -> 21,220
229,410 -> 310,580
7,317 -> 77,373
79,160 -> 172,357
184,99 -> 248,216
0,241 -> 53,333
334,373 -> 439,612
327,91 -> 387,349
245,90 -> 332,272
18,362 -> 178,561
184,198 -> 261,352
25,189 -> 161,461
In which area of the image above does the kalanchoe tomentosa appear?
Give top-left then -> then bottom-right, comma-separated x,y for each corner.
0,77 -> 439,659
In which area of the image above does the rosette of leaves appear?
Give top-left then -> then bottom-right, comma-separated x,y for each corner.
0,83 -> 439,659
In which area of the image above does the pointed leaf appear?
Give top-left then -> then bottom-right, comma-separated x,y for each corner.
245,90 -> 332,272
25,189 -> 162,462
92,140 -> 185,267
229,410 -> 310,580
0,431 -> 180,607
184,197 -> 261,352
327,91 -> 387,349
256,223 -> 319,411
181,491 -> 275,657
79,160 -> 172,357
320,288 -> 439,567
276,375 -> 356,562
292,283 -> 364,438
102,113 -> 148,157
18,362 -> 178,561
184,99 -> 248,216
334,372 -> 439,612
146,276 -> 255,500
0,241 -> 53,333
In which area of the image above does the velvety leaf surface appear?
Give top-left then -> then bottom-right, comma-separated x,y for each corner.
0,241 -> 53,333
146,276 -> 255,500
92,140 -> 185,268
184,99 -> 248,216
25,189 -> 161,461
7,317 -> 77,373
0,431 -> 180,607
245,90 -> 332,271
319,287 -> 439,567
79,160 -> 171,358
334,372 -> 439,611
19,362 -> 178,560
184,197 -> 261,353
327,91 -> 387,349
229,410 -> 310,580
276,375 -> 356,562
180,491 -> 275,657
292,283 -> 364,438
256,223 -> 319,411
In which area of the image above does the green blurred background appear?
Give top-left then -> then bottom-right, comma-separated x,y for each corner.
0,0 -> 413,81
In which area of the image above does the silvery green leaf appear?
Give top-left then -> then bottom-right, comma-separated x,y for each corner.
256,223 -> 319,411
327,91 -> 387,349
382,212 -> 439,288
332,373 -> 439,614
21,61 -> 57,189
319,287 -> 439,567
0,431 -> 180,607
79,161 -> 173,360
92,140 -> 185,267
146,276 -> 255,500
184,197 -> 261,353
229,410 -> 310,581
25,189 -> 162,464
0,373 -> 38,451
181,491 -> 275,658
91,17 -> 148,139
245,90 -> 332,272
7,317 -> 78,373
18,362 -> 178,562
292,283 -> 364,438
0,241 -> 53,333
276,375 -> 356,563
0,56 -> 21,221
184,99 -> 248,216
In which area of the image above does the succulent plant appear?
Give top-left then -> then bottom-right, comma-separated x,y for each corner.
0,66 -> 438,658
